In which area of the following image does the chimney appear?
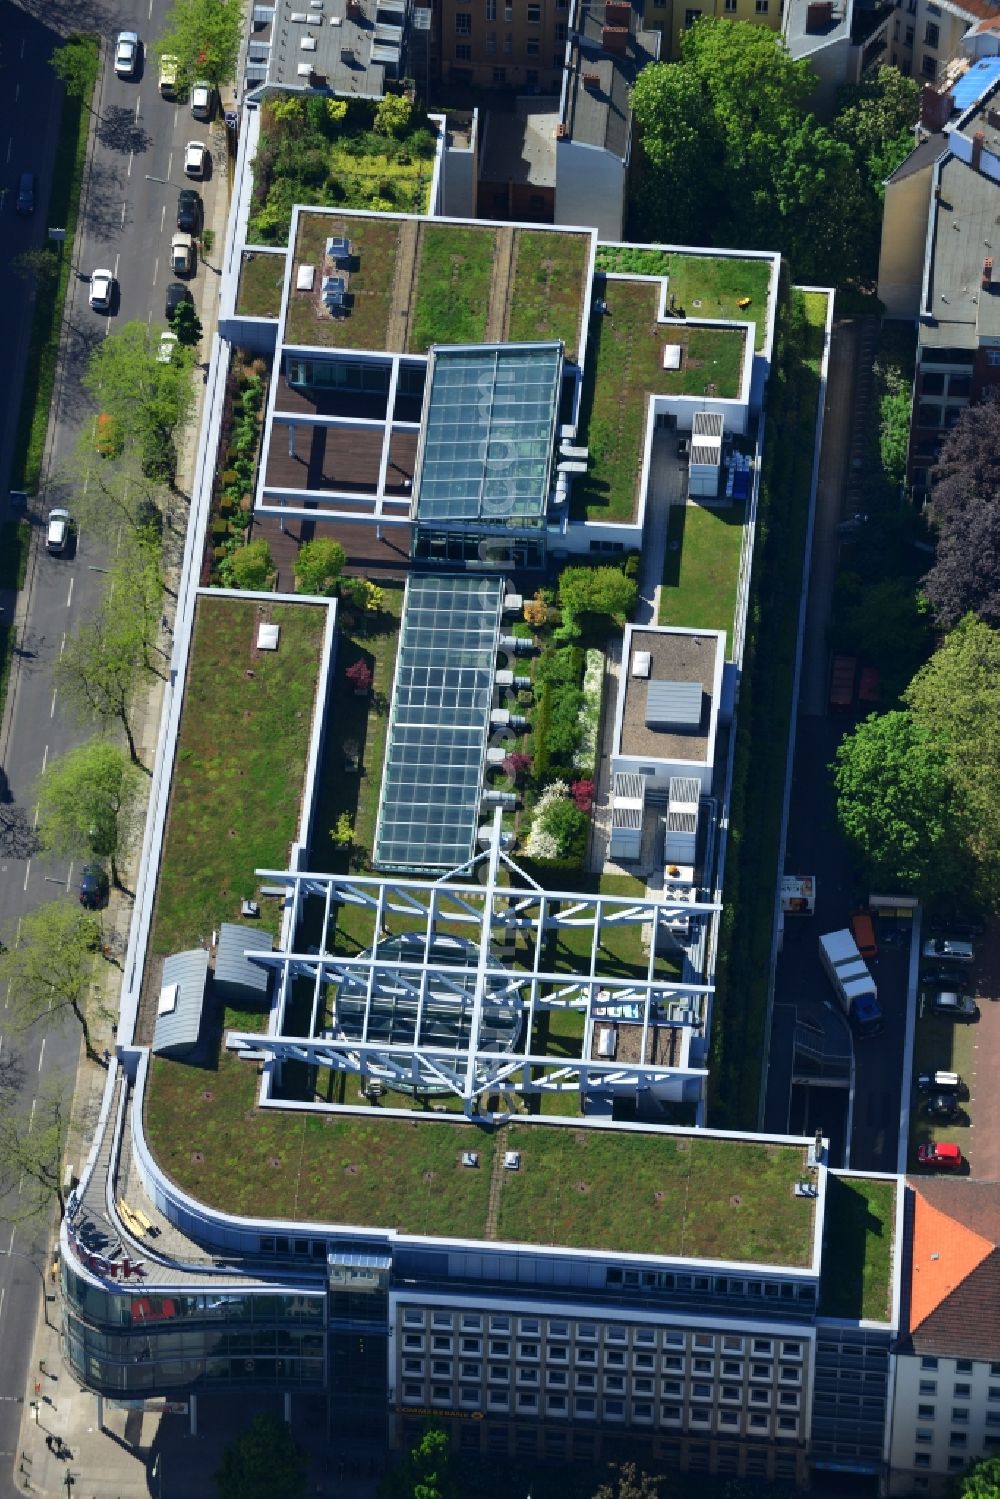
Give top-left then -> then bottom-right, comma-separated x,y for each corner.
601,24 -> 628,52
805,0 -> 833,32
606,0 -> 631,24
984,256 -> 993,290
988,108 -> 1000,129
919,83 -> 954,134
972,129 -> 985,172
583,70 -> 601,89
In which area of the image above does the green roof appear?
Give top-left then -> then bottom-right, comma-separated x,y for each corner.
819,1174 -> 897,1323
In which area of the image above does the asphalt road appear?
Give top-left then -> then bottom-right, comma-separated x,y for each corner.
0,3 -> 219,1485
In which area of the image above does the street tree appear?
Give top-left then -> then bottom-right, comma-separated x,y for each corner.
833,66 -> 920,196
0,1081 -> 72,1224
221,538 -> 274,591
54,602 -> 146,765
951,1457 -> 1000,1499
62,445 -> 166,545
50,34 -> 100,102
13,247 -> 61,288
214,1413 -> 308,1499
592,1462 -> 664,1499
0,902 -> 106,1065
294,538 -> 346,595
630,64 -> 723,243
110,542 -> 166,680
905,617 -> 1000,901
837,575 -> 932,702
923,397 -> 1000,628
82,320 -> 195,467
153,0 -> 243,92
170,299 -> 203,347
378,1427 -> 461,1499
35,741 -> 143,890
832,710 -> 972,906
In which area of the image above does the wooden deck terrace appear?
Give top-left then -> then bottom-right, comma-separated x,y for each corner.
264,421 -> 418,499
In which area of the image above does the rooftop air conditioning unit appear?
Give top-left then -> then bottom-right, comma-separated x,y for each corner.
632,650 -> 651,679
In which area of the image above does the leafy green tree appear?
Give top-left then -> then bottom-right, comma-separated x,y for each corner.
769,115 -> 869,284
293,538 -> 347,595
110,542 -> 165,680
13,247 -> 61,287
593,1462 -> 664,1499
950,1456 -> 1000,1498
82,321 -> 194,468
559,566 -> 637,623
832,710 -> 971,905
838,576 -> 932,702
0,1081 -> 72,1224
879,384 -> 911,488
378,1427 -> 461,1499
222,538 -> 274,591
153,0 -> 242,91
922,396 -> 1000,628
35,741 -> 143,890
0,903 -> 106,1065
905,617 -> 1000,900
631,64 -> 724,243
214,1413 -> 307,1499
833,65 -> 919,195
62,447 -> 165,545
374,93 -> 414,137
50,34 -> 99,101
170,299 -> 203,347
55,601 -> 146,765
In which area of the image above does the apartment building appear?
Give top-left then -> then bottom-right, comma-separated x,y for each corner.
888,1181 -> 1000,1494
438,0 -> 570,92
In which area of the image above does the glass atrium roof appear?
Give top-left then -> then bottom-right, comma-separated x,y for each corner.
373,574 -> 505,871
413,343 -> 563,525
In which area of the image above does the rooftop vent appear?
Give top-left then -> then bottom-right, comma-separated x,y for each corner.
157,983 -> 179,1016
632,650 -> 651,679
662,344 -> 682,371
257,623 -> 280,650
645,679 -> 703,731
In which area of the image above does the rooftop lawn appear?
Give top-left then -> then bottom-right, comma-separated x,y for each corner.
286,213 -> 402,351
144,1034 -> 815,1260
149,596 -> 327,955
595,247 -> 772,351
818,1175 -> 896,1322
507,230 -> 590,362
408,223 -> 495,352
236,252 -> 286,319
659,501 -> 746,657
573,280 -> 745,524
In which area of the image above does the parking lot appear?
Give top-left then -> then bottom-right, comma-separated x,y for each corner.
907,923 -> 1000,1180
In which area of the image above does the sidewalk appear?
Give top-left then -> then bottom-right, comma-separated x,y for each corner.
11,109 -> 234,1499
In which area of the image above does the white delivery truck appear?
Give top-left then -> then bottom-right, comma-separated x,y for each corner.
819,929 -> 883,1039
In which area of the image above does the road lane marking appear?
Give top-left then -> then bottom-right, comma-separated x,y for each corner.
32,805 -> 38,830
36,1043 -> 44,1076
67,860 -> 74,893
128,151 -> 133,178
50,688 -> 57,719
135,96 -> 141,122
7,1228 -> 13,1254
167,151 -> 173,180
59,632 -> 66,658
152,256 -> 159,288
160,203 -> 166,232
41,745 -> 48,774
120,199 -> 126,228
0,1287 -> 5,1326
5,138 -> 11,165
22,862 -> 30,892
114,252 -> 120,278
66,576 -> 74,609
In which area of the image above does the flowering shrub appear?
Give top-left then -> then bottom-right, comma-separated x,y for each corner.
525,780 -> 589,863
573,649 -> 604,773
502,751 -> 533,786
570,779 -> 596,814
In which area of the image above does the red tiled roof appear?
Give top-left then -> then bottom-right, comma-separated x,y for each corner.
901,1182 -> 1000,1361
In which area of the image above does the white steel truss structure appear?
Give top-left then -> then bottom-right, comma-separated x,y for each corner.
227,820 -> 721,1116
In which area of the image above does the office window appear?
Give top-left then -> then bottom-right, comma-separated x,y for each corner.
685,6 -> 702,21
432,1384 -> 451,1403
725,0 -> 737,9
492,62 -> 505,78
920,1381 -> 937,1395
432,1361 -> 452,1378
486,31 -> 497,49
955,1385 -> 971,1398
461,1338 -> 481,1355
755,0 -> 768,10
526,36 -> 539,52
991,1364 -> 1000,1377
749,1414 -> 769,1430
403,1382 -> 423,1400
720,1410 -> 740,1426
518,1343 -> 539,1361
490,1316 -> 510,1332
486,0 -> 496,15
991,1388 -> 1000,1402
950,1433 -> 968,1449
605,1375 -> 625,1393
904,23 -> 914,42
692,1383 -> 713,1400
503,31 -> 512,49
516,1391 -> 538,1411
693,1359 -> 714,1374
577,1374 -> 597,1391
722,1361 -> 743,1376
956,1362 -> 973,1373
605,1399 -> 625,1419
488,1366 -> 509,1383
432,1313 -> 452,1328
988,350 -> 1000,367
918,1405 -> 936,1419
527,1 -> 541,16
455,10 -> 472,29
750,1389 -> 771,1407
949,1458 -> 968,1472
915,1455 -> 931,1469
549,1346 -> 569,1364
924,21 -> 938,45
778,1417 -> 798,1432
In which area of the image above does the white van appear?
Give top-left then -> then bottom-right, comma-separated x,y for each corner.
45,508 -> 71,554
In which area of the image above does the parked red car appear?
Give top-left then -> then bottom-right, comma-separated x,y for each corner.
917,1142 -> 964,1171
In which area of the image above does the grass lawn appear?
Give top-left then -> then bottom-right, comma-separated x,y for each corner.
237,252 -> 286,318
507,230 -> 590,360
659,501 -> 746,654
595,247 -> 773,351
498,1128 -> 813,1262
309,584 -> 404,872
409,223 -> 494,352
150,597 -> 327,954
0,520 -> 31,726
12,39 -> 96,491
908,1007 -> 975,1171
287,214 -> 402,351
819,1176 -> 896,1321
573,281 -> 744,524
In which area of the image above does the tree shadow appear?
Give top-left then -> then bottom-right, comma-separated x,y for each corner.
84,160 -> 127,245
0,805 -> 42,861
97,106 -> 154,157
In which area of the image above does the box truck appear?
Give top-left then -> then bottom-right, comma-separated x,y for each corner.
819,929 -> 883,1038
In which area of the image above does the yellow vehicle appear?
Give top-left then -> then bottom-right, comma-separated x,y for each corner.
159,53 -> 179,98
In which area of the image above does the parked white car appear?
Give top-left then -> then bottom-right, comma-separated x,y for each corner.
183,140 -> 208,177
170,232 -> 195,276
88,269 -> 115,312
190,81 -> 214,120
114,31 -> 139,78
156,330 -> 179,365
46,508 -> 71,554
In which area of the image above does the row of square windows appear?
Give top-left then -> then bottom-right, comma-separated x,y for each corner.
400,1336 -> 802,1383
399,1386 -> 802,1433
921,1359 -> 1000,1377
399,1311 -> 803,1359
916,1415 -> 1000,1440
398,1364 -> 803,1407
913,1438 -> 1000,1473
918,1387 -> 1000,1407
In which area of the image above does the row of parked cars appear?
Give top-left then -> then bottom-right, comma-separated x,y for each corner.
915,927 -> 986,1171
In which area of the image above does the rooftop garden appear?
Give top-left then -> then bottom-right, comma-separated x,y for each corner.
819,1174 -> 896,1322
507,230 -> 590,362
408,223 -> 494,352
659,500 -> 746,655
248,93 -> 436,246
596,246 -> 772,351
573,279 -> 745,524
236,251 -> 286,320
149,595 -> 327,956
287,212 -> 402,350
143,1055 -> 815,1259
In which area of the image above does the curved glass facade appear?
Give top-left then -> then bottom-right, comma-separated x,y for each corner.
62,1266 -> 327,1395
